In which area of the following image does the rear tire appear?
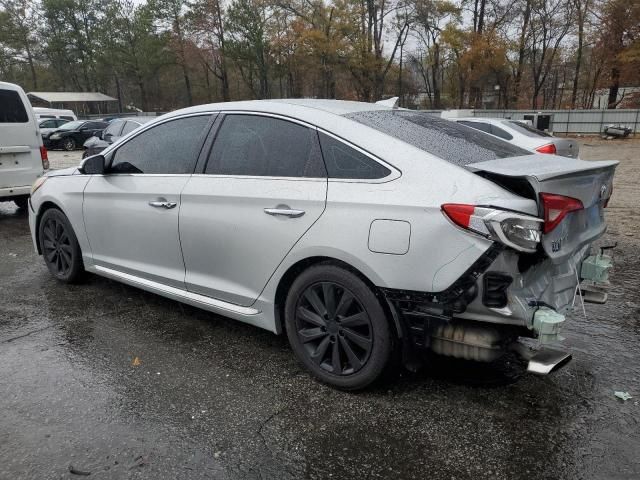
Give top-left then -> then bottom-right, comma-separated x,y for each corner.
284,263 -> 394,390
13,196 -> 29,210
38,208 -> 84,283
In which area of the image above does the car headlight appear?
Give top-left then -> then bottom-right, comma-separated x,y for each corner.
31,176 -> 48,195
50,134 -> 61,140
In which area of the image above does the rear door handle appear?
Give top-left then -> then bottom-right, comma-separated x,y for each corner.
264,205 -> 305,218
149,200 -> 177,209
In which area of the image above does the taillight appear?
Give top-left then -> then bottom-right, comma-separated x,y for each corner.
539,193 -> 583,233
441,204 -> 543,252
40,146 -> 49,170
440,204 -> 475,228
535,143 -> 556,154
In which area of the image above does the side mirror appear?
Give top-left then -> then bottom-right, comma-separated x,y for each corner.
80,155 -> 105,175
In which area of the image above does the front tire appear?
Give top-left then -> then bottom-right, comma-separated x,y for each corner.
62,137 -> 76,151
284,263 -> 394,390
38,208 -> 84,283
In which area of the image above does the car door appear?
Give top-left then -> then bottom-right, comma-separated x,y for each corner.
82,114 -> 213,288
180,113 -> 328,307
101,120 -> 125,145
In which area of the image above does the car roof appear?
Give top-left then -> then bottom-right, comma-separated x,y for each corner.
0,81 -> 23,92
162,99 -> 401,150
163,99 -> 392,122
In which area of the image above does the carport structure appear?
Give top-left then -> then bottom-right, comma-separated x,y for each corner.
27,91 -> 118,115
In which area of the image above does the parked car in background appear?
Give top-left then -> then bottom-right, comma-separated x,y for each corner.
44,120 -> 108,151
39,118 -> 70,138
82,116 -> 154,158
32,107 -> 77,121
0,81 -> 48,209
29,100 -> 616,389
447,117 -> 580,158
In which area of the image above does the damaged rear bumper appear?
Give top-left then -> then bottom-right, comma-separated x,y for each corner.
381,241 -> 613,374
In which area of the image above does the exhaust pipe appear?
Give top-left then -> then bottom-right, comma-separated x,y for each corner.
511,342 -> 572,375
527,348 -> 572,374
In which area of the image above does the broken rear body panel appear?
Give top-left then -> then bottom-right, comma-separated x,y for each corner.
385,154 -> 618,371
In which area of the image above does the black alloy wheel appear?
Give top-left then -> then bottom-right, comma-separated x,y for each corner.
285,263 -> 394,390
38,208 -> 84,282
295,281 -> 373,375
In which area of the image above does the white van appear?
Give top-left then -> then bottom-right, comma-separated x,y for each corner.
0,81 -> 48,209
32,107 -> 77,121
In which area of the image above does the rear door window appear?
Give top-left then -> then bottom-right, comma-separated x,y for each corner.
507,120 -> 552,138
85,122 -> 107,130
121,121 -> 140,136
489,125 -> 513,140
103,120 -> 124,138
205,114 -> 326,178
110,115 -> 211,174
318,132 -> 390,179
40,120 -> 57,128
0,89 -> 28,123
459,121 -> 491,134
345,110 -> 531,166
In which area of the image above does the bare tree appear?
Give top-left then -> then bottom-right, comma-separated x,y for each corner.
528,0 -> 573,108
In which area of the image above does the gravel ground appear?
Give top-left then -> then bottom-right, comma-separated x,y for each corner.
47,149 -> 84,170
1,138 -> 639,479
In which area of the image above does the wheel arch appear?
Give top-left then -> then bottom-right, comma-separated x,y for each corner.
34,200 -> 65,254
273,256 -> 402,339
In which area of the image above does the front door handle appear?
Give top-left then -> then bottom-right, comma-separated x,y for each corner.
264,205 -> 305,218
149,200 -> 177,209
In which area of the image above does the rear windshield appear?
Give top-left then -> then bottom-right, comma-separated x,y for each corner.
507,120 -> 552,138
58,120 -> 84,130
0,89 -> 28,123
344,110 -> 531,166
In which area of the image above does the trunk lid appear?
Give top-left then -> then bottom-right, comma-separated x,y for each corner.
468,154 -> 618,263
549,138 -> 579,158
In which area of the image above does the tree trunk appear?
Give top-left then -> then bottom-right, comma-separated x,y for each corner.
115,74 -> 123,112
571,4 -> 585,108
215,0 -> 231,102
432,42 -> 441,109
24,43 -> 37,90
513,0 -> 531,106
607,67 -> 620,108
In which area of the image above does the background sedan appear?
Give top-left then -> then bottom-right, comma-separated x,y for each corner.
82,116 -> 155,158
44,120 -> 108,151
448,117 -> 580,158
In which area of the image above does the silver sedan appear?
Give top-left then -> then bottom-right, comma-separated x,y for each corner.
28,100 -> 616,389
448,116 -> 580,158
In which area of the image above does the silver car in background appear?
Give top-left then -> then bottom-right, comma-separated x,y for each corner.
28,100 -> 615,389
448,117 -> 580,158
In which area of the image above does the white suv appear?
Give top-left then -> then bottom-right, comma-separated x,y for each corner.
0,81 -> 48,209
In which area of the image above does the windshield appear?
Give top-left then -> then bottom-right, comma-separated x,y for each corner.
344,110 -> 531,166
506,120 -> 552,138
58,120 -> 84,131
